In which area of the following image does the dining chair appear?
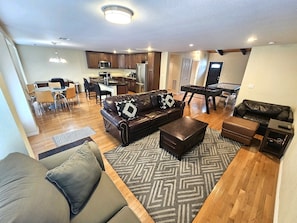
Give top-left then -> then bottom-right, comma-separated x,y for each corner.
26,84 -> 36,103
94,84 -> 112,104
50,78 -> 65,88
26,84 -> 35,96
65,86 -> 79,110
35,90 -> 55,114
48,82 -> 61,89
83,78 -> 96,99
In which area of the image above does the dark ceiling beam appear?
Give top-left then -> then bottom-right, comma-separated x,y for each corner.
208,48 -> 251,54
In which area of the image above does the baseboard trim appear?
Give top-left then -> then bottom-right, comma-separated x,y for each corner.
273,158 -> 283,223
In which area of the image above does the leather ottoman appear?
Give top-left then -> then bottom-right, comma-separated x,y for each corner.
159,116 -> 208,160
221,116 -> 259,145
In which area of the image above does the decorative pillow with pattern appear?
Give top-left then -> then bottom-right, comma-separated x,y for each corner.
115,99 -> 138,120
158,93 -> 175,109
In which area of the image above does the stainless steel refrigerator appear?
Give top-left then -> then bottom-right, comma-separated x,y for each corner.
136,63 -> 148,92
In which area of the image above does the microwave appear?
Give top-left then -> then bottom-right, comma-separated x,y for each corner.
98,61 -> 111,68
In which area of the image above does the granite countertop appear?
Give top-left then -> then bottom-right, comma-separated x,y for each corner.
98,79 -> 127,86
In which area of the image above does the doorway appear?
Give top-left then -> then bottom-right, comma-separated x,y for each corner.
205,62 -> 223,86
179,58 -> 193,88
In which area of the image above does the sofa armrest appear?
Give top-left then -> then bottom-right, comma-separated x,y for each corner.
234,103 -> 246,117
100,109 -> 128,128
175,100 -> 185,109
288,109 -> 294,123
39,141 -> 105,171
100,109 -> 130,145
174,99 -> 185,116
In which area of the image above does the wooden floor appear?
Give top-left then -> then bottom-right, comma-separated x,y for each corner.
28,92 -> 279,223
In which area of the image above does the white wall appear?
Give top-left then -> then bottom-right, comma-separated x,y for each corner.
207,51 -> 250,85
236,44 -> 297,223
0,28 -> 36,159
236,45 -> 297,107
278,111 -> 297,223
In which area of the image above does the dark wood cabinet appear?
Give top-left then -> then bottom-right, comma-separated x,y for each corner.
117,54 -> 126,69
147,52 -> 161,91
110,54 -> 118,68
126,78 -> 136,92
86,51 -> 116,68
86,52 -> 161,91
86,51 -> 100,68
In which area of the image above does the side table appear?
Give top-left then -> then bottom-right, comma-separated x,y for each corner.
260,119 -> 294,158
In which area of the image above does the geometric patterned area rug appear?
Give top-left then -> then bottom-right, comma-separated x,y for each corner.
104,128 -> 242,223
52,126 -> 95,147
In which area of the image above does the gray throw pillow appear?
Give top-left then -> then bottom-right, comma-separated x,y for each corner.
46,143 -> 102,215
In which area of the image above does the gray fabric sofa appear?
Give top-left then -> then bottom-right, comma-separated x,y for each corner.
0,141 -> 140,223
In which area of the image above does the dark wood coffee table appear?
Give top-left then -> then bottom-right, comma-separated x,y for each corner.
159,117 -> 208,160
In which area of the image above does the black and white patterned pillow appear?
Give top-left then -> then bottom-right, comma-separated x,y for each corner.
115,99 -> 138,120
158,93 -> 175,109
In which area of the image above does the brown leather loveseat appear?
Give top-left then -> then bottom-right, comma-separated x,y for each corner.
233,99 -> 294,135
100,90 -> 185,146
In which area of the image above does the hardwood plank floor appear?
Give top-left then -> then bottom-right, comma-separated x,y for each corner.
28,92 -> 279,223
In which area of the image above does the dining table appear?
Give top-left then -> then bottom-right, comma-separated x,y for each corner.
35,86 -> 69,111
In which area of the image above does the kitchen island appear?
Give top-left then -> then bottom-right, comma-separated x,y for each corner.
94,78 -> 128,96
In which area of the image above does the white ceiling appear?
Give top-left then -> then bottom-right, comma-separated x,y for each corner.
0,0 -> 297,53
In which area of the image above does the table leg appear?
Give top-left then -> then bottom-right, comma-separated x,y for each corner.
212,96 -> 217,110
204,95 -> 210,114
188,93 -> 195,104
182,92 -> 188,101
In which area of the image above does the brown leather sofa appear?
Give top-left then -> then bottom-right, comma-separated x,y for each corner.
100,90 -> 185,146
233,99 -> 294,135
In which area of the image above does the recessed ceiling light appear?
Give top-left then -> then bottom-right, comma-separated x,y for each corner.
189,43 -> 194,47
113,50 -> 117,54
147,46 -> 152,51
268,41 -> 275,45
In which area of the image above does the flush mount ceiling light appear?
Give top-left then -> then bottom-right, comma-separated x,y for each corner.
102,5 -> 134,24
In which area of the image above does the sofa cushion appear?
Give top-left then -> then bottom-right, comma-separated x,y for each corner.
277,110 -> 290,121
71,173 -> 128,223
158,93 -> 175,109
46,143 -> 102,215
107,206 -> 141,223
0,153 -> 69,223
115,99 -> 138,120
135,93 -> 153,112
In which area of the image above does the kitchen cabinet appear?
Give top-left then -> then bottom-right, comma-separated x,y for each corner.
86,51 -> 116,68
86,51 -> 100,68
86,51 -> 160,82
117,54 -> 126,69
110,54 -> 118,68
125,78 -> 136,92
147,52 -> 161,91
125,54 -> 136,69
